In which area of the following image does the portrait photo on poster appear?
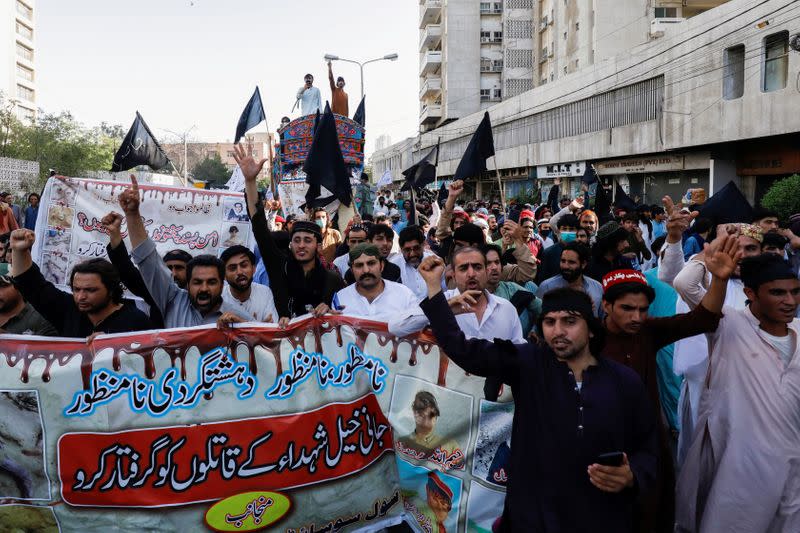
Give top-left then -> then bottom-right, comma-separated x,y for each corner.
389,375 -> 473,471
221,197 -> 249,223
0,391 -> 52,501
397,457 -> 462,533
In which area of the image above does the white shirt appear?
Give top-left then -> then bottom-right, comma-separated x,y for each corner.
332,280 -> 419,322
390,250 -> 440,301
761,330 -> 796,368
388,288 -> 526,343
296,85 -> 322,116
222,282 -> 278,322
333,253 -> 350,278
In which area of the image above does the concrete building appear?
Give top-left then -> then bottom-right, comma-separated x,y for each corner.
376,0 -> 799,206
162,132 -> 274,182
418,0 -> 729,133
0,0 -> 36,122
375,133 -> 392,151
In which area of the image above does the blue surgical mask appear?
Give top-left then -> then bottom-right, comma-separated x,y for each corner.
314,219 -> 326,229
560,231 -> 577,243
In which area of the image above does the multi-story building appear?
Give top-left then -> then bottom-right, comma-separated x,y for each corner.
418,0 -> 729,132
375,134 -> 393,151
0,0 -> 36,122
162,132 -> 274,182
377,0 -> 798,206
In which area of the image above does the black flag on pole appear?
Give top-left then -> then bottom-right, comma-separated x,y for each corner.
581,161 -> 598,185
352,95 -> 365,126
594,181 -> 614,224
234,87 -> 266,144
111,112 -> 169,172
401,140 -> 439,191
696,181 -> 753,225
453,112 -> 495,181
302,103 -> 352,208
614,184 -> 636,212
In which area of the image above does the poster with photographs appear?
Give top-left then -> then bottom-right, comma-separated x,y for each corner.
472,400 -> 514,487
0,391 -> 51,500
465,482 -> 505,533
397,458 -> 462,533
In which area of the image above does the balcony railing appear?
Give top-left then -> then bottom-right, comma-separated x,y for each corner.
420,76 -> 442,98
419,24 -> 442,50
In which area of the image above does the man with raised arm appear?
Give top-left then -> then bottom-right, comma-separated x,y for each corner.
119,176 -> 249,328
413,254 -> 663,532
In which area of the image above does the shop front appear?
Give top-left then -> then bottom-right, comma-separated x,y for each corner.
595,154 -> 710,205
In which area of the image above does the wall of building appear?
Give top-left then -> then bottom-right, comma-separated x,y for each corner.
0,0 -> 36,121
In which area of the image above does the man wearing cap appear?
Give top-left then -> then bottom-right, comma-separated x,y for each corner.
332,243 -> 417,321
676,253 -> 800,533
415,255 -> 659,532
118,178 -> 251,328
234,145 -> 344,320
587,221 -> 632,282
599,234 -> 737,532
0,274 -> 57,336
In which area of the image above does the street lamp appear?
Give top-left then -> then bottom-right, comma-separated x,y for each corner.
324,53 -> 399,100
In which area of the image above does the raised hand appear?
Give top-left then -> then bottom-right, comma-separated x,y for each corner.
9,228 -> 35,251
569,196 -> 584,212
663,195 -> 697,244
118,175 -> 141,215
232,143 -> 267,183
447,180 -> 464,197
704,234 -> 741,281
448,290 -> 482,315
418,255 -> 445,294
101,212 -> 124,248
503,220 -> 526,243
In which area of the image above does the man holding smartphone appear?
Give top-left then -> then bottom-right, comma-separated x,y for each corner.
415,255 -> 665,532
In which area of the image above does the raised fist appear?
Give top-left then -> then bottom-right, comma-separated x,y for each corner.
9,229 -> 35,251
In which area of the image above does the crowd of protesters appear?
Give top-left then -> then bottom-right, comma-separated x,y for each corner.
0,146 -> 798,533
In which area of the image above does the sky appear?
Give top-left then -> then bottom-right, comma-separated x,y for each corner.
36,0 -> 419,156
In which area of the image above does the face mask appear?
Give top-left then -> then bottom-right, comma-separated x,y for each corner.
560,231 -> 577,243
539,229 -> 551,238
314,219 -> 325,229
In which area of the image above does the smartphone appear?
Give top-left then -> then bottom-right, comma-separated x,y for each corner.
596,452 -> 624,467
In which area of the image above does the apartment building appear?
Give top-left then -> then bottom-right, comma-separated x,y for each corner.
0,0 -> 35,122
162,132 -> 274,182
418,0 -> 729,132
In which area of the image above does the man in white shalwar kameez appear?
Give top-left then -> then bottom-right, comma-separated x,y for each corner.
675,253 -> 800,533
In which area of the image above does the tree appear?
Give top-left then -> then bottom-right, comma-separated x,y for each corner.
761,174 -> 800,222
191,153 -> 230,186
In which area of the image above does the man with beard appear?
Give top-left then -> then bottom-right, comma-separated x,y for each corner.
332,243 -> 417,321
676,254 -> 800,533
483,243 -> 540,338
332,223 -> 368,277
389,247 -> 524,344
535,214 -> 581,284
9,228 -> 152,336
162,249 -> 191,289
537,242 -> 603,317
234,145 -> 344,320
0,274 -> 57,336
415,256 -> 659,532
391,225 -> 441,300
343,223 -> 401,284
599,235 -> 735,532
119,177 -> 250,328
220,245 -> 277,322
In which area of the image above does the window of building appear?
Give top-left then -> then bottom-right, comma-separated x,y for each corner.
574,58 -> 579,68
480,89 -> 491,96
654,7 -> 678,18
564,66 -> 568,74
493,88 -> 502,99
480,2 -> 491,11
575,22 -> 579,31
16,42 -> 33,61
481,30 -> 491,40
16,63 -> 33,82
494,31 -> 503,40
16,21 -> 33,40
17,106 -> 34,122
17,84 -> 34,101
16,1 -> 32,20
563,31 -> 567,40
762,31 -> 788,92
723,44 -> 745,100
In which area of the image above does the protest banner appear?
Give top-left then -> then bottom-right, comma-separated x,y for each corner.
31,176 -> 255,288
0,316 -> 512,532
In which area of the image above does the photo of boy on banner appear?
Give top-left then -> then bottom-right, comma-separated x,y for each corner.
397,458 -> 462,533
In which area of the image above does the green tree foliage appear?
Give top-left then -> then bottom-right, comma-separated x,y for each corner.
191,153 -> 230,186
0,93 -> 124,188
761,174 -> 800,222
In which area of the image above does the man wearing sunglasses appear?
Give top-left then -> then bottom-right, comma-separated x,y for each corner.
0,275 -> 57,336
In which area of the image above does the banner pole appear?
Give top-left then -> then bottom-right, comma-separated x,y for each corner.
493,156 -> 506,212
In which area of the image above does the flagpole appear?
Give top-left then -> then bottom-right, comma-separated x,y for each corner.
493,156 -> 506,212
170,161 -> 186,187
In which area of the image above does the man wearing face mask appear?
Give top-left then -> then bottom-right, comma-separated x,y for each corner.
311,207 -> 342,263
535,214 -> 581,284
537,242 -> 603,317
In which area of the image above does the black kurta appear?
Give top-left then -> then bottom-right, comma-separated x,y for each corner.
420,292 -> 658,533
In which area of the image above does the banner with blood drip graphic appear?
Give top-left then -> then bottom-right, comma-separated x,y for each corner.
31,176 -> 256,288
0,316 -> 512,532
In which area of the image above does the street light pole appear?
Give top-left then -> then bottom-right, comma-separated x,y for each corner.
324,53 -> 399,101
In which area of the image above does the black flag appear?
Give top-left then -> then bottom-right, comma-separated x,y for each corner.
697,181 -> 753,225
594,182 -> 614,224
352,95 -> 365,126
401,140 -> 439,191
234,87 -> 266,144
111,112 -> 169,172
614,184 -> 636,212
303,103 -> 352,208
581,162 -> 598,185
547,183 -> 560,213
454,112 -> 495,181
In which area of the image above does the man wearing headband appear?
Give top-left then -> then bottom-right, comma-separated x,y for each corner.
0,274 -> 57,336
599,234 -> 738,532
414,255 -> 658,532
676,254 -> 800,532
234,145 -> 345,321
332,243 -> 417,321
